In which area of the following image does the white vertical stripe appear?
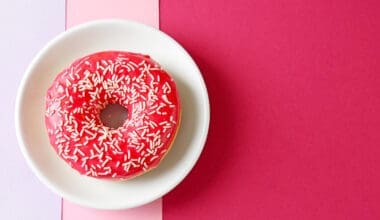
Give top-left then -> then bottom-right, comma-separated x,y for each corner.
0,0 -> 65,219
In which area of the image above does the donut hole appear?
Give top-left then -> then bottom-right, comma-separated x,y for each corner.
100,103 -> 128,129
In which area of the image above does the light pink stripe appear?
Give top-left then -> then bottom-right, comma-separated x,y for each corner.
66,0 -> 159,28
63,0 -> 161,219
63,199 -> 162,220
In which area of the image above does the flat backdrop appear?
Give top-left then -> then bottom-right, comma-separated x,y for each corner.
2,0 -> 380,219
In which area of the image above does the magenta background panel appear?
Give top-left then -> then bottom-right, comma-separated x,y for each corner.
0,0 -> 65,219
161,0 -> 380,219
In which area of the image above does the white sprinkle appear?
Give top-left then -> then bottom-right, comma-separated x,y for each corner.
162,94 -> 172,105
123,163 -> 131,172
150,155 -> 159,162
101,158 -> 110,167
129,61 -> 139,68
115,161 -> 121,167
81,158 -> 87,167
77,148 -> 85,156
93,144 -> 101,154
65,79 -> 71,86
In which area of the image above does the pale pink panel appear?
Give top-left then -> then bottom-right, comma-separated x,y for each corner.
66,0 -> 159,28
64,0 -> 161,219
63,199 -> 162,220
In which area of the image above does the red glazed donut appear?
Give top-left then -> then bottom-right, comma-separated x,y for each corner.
45,51 -> 181,179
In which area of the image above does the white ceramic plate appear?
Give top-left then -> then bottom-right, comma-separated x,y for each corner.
15,19 -> 210,209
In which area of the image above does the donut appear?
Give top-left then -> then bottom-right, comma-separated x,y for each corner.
45,51 -> 181,179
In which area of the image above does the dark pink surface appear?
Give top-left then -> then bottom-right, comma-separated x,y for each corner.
161,0 -> 380,219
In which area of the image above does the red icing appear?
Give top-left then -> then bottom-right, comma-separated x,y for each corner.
45,51 -> 180,179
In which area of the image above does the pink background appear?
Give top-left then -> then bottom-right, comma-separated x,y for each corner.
4,0 -> 380,219
161,0 -> 380,219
